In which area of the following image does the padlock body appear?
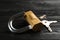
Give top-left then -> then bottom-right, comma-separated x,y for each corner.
24,11 -> 44,31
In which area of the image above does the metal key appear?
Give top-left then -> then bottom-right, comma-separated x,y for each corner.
41,20 -> 57,32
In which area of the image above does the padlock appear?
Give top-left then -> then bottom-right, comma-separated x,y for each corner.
24,11 -> 45,31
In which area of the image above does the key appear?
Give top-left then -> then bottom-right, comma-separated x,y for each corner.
39,14 -> 46,19
41,20 -> 57,32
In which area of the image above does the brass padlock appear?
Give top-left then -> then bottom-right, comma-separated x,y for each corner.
24,11 -> 44,31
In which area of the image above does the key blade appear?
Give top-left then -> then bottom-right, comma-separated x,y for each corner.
48,26 -> 52,32
46,26 -> 52,32
49,21 -> 58,23
39,15 -> 46,19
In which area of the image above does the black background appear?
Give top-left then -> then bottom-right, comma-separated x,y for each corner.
0,0 -> 60,40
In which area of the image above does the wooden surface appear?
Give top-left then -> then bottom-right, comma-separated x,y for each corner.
0,0 -> 60,40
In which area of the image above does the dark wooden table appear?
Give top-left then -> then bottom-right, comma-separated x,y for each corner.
0,0 -> 60,40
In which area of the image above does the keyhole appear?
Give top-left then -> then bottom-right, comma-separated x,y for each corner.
45,22 -> 47,23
